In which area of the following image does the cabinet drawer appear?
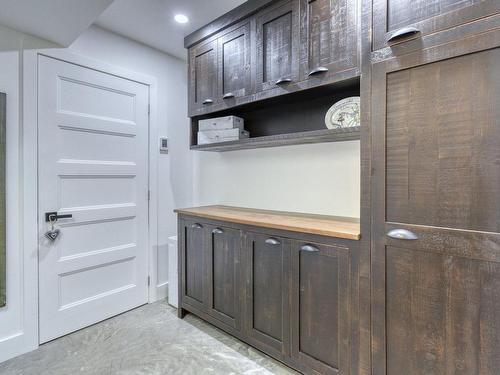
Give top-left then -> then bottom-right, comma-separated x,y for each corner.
372,0 -> 500,51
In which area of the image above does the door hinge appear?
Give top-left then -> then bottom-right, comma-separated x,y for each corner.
148,104 -> 150,115
148,190 -> 151,201
147,276 -> 151,286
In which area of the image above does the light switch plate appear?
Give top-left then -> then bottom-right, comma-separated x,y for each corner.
159,137 -> 168,153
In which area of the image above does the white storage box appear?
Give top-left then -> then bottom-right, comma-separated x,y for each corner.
198,128 -> 249,145
199,115 -> 244,131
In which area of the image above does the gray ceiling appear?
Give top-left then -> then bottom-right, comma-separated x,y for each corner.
95,0 -> 247,60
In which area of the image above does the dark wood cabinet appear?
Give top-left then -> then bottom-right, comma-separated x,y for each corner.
218,23 -> 252,104
188,40 -> 218,113
180,220 -> 207,311
177,211 -> 360,374
371,28 -> 500,375
299,0 -> 359,86
372,0 -> 500,50
255,0 -> 300,93
291,240 -> 351,375
206,225 -> 241,330
244,232 -> 291,359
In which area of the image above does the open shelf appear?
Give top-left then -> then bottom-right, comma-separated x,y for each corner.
190,77 -> 361,151
191,126 -> 360,152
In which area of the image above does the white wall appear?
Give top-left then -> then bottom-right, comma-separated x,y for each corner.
193,141 -> 360,218
69,26 -> 192,295
0,25 -> 56,363
0,24 -> 191,363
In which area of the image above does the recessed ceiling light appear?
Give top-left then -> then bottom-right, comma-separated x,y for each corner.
174,14 -> 189,24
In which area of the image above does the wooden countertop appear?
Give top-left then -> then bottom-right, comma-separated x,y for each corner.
174,205 -> 361,240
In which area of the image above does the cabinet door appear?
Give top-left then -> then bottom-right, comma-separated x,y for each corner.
244,232 -> 290,359
255,0 -> 300,93
180,220 -> 207,311
218,23 -> 252,104
371,29 -> 500,375
299,0 -> 358,85
188,40 -> 218,113
373,0 -> 500,50
291,241 -> 351,375
206,225 -> 241,331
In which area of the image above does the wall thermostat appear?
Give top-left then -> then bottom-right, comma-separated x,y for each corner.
159,137 -> 168,153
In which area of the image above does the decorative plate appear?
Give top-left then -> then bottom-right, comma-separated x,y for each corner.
325,96 -> 360,129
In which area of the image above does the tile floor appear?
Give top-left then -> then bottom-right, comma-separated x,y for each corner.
0,301 -> 297,375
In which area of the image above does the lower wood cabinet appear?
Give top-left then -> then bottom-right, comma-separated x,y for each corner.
244,232 -> 291,360
178,214 -> 358,375
291,241 -> 351,375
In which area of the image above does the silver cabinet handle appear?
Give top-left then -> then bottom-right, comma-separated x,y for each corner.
202,99 -> 213,105
222,92 -> 235,99
275,77 -> 292,85
300,244 -> 320,253
212,228 -> 224,234
387,229 -> 418,240
191,223 -> 203,229
265,238 -> 281,246
308,67 -> 329,76
387,27 -> 420,43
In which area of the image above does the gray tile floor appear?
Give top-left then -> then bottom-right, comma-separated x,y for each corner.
0,301 -> 297,375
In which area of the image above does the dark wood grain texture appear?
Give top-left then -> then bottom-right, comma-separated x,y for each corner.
218,23 -> 252,100
372,0 -> 500,50
244,232 -> 291,359
0,93 -> 5,308
291,240 -> 351,375
371,26 -> 500,375
299,0 -> 359,86
182,220 -> 207,311
189,40 -> 218,113
206,225 -> 242,330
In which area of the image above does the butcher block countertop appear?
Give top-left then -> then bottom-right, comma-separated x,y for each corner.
174,205 -> 361,240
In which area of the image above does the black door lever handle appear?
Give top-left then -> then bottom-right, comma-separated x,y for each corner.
45,212 -> 73,222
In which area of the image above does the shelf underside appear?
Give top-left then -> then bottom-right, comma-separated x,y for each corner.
191,126 -> 360,152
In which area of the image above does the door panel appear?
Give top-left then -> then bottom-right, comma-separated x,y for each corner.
372,0 -> 500,50
207,225 -> 241,329
256,0 -> 299,93
218,23 -> 252,102
299,0 -> 358,85
245,232 -> 290,359
38,56 -> 149,343
371,30 -> 500,375
291,241 -> 351,375
182,221 -> 206,310
189,40 -> 218,112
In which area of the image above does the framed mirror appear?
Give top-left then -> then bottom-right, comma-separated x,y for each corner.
0,93 -> 5,308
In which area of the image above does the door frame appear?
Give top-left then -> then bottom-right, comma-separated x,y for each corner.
23,49 -> 160,346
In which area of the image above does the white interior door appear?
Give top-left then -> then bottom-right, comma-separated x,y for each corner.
38,55 -> 150,343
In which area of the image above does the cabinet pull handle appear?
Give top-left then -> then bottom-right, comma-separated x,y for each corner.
222,92 -> 235,99
202,98 -> 213,105
212,228 -> 224,234
275,77 -> 292,85
300,244 -> 320,253
387,27 -> 420,43
191,223 -> 203,229
387,229 -> 418,240
265,238 -> 281,246
308,67 -> 329,76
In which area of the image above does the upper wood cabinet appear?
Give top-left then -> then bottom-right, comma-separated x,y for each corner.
299,0 -> 358,86
188,40 -> 218,113
185,0 -> 360,116
372,0 -> 500,50
255,0 -> 300,93
218,23 -> 252,104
